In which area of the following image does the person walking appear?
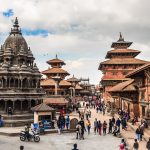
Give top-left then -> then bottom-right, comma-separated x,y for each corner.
108,119 -> 112,133
133,139 -> 139,150
116,118 -> 121,133
86,119 -> 91,134
96,106 -> 99,113
76,123 -> 81,139
140,123 -> 144,141
122,117 -> 127,131
94,118 -> 98,134
112,116 -> 115,127
146,138 -> 150,150
103,121 -> 107,135
65,116 -> 70,130
98,120 -> 102,135
78,118 -> 85,140
135,126 -> 141,142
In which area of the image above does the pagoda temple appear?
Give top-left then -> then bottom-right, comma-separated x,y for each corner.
41,55 -> 71,96
0,18 -> 45,126
99,33 -> 148,101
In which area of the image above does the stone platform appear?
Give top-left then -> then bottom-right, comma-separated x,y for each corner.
0,127 -> 76,136
2,114 -> 33,127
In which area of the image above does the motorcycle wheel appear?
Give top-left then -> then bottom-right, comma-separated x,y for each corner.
34,136 -> 40,142
20,136 -> 26,141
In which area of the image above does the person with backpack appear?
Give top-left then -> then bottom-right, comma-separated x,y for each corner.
86,119 -> 91,134
135,126 -> 141,142
76,123 -> 81,139
119,139 -> 126,150
133,139 -> 139,150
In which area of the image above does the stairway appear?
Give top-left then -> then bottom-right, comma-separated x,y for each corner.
2,114 -> 34,127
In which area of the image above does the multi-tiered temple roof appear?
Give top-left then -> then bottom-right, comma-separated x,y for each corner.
99,33 -> 148,100
41,55 -> 72,96
99,33 -> 148,70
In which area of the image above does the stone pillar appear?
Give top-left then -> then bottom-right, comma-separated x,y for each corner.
119,98 -> 121,109
13,101 -> 15,112
70,88 -> 73,99
73,87 -> 75,97
2,79 -> 3,88
20,79 -> 22,89
121,98 -> 122,110
55,82 -> 58,95
21,101 -> 23,110
28,100 -> 31,109
4,101 -> 7,112
9,78 -> 10,88
114,98 -> 115,106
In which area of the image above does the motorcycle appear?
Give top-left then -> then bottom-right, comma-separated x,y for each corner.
20,130 -> 40,142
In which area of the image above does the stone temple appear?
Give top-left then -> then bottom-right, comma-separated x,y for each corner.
0,18 -> 45,126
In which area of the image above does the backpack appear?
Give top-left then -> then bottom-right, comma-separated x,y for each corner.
119,143 -> 125,150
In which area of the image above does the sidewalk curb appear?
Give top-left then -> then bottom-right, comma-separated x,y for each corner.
0,129 -> 76,137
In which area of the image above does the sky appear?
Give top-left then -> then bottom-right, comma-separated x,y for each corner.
0,0 -> 150,85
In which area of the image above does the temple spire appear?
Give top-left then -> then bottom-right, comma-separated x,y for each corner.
13,17 -> 19,28
111,33 -> 132,49
118,32 -> 124,41
10,17 -> 21,35
56,54 -> 58,59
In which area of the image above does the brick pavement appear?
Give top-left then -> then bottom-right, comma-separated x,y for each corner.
71,107 -> 149,150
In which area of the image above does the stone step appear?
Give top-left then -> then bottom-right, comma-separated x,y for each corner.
4,119 -> 34,127
2,114 -> 33,120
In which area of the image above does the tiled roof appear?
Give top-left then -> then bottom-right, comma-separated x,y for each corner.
31,103 -> 55,112
106,49 -> 140,58
75,84 -> 83,90
108,79 -> 136,92
41,79 -> 71,86
107,49 -> 140,53
42,68 -> 70,75
44,97 -> 68,105
126,62 -> 150,77
41,78 -> 55,86
59,80 -> 72,86
100,58 -> 148,65
101,78 -> 130,81
47,58 -> 65,64
67,75 -> 80,82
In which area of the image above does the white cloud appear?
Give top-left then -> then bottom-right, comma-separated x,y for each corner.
0,0 -> 150,84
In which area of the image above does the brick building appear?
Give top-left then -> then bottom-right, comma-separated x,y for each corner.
99,33 -> 148,101
109,63 -> 150,119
